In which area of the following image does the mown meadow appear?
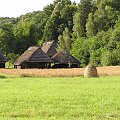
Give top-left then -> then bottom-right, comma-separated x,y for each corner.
0,75 -> 120,120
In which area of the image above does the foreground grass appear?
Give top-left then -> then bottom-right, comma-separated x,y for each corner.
0,75 -> 119,120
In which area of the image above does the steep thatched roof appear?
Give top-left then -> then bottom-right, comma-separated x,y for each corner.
0,50 -> 7,62
52,50 -> 80,64
14,46 -> 54,65
41,41 -> 57,57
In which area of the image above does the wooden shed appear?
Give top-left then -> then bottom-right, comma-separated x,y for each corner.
14,46 -> 54,69
41,41 -> 57,57
0,50 -> 7,68
51,50 -> 80,68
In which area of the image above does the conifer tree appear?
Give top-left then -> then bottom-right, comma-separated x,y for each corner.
86,13 -> 96,37
78,0 -> 93,34
72,12 -> 85,39
58,27 -> 71,52
42,3 -> 61,42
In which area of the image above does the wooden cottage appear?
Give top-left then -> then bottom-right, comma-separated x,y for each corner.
0,50 -> 7,68
51,50 -> 80,68
41,41 -> 57,57
14,46 -> 54,69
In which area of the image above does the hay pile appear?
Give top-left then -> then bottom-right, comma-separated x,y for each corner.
84,64 -> 98,77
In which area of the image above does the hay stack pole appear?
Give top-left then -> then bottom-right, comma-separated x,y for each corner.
84,64 -> 98,77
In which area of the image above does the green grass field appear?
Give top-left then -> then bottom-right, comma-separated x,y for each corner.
0,75 -> 120,120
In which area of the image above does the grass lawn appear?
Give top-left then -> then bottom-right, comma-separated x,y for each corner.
0,75 -> 119,120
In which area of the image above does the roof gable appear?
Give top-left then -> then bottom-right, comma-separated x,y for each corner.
14,46 -> 39,65
52,50 -> 80,64
14,46 -> 53,65
41,41 -> 57,57
27,48 -> 54,63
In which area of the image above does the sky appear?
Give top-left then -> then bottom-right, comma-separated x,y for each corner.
0,0 -> 80,18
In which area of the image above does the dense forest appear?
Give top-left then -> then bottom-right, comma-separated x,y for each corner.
0,0 -> 120,67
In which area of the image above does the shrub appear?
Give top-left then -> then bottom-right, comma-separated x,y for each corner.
90,49 -> 101,66
101,49 -> 120,66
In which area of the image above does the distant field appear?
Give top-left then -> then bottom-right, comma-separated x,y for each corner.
0,75 -> 119,120
0,66 -> 120,77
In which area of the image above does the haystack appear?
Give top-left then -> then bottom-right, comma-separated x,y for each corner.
84,64 -> 98,77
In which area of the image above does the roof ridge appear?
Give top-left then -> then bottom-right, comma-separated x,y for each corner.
27,47 -> 40,62
47,41 -> 54,52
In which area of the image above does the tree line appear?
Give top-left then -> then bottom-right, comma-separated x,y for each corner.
0,0 -> 120,67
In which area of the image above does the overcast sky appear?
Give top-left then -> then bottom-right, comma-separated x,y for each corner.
0,0 -> 80,18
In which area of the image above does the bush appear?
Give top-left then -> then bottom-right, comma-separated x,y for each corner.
101,49 -> 120,66
90,49 -> 101,66
70,38 -> 90,67
6,53 -> 19,68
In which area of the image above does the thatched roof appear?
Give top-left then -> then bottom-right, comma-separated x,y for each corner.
52,50 -> 80,64
41,41 -> 57,57
14,46 -> 54,65
0,50 -> 7,63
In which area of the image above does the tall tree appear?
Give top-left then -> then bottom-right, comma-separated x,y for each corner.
0,23 -> 15,55
13,21 -> 37,54
60,4 -> 77,31
42,0 -> 73,43
72,12 -> 85,39
58,35 -> 64,50
78,0 -> 93,34
94,0 -> 118,32
58,27 -> 71,52
86,13 -> 96,37
42,3 -> 61,42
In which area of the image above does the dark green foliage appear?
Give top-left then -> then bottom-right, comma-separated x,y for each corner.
60,4 -> 77,31
6,53 -> 19,68
42,3 -> 61,42
42,0 -> 76,42
0,23 -> 15,55
78,0 -> 93,35
13,21 -> 37,54
107,0 -> 120,11
94,3 -> 118,32
110,16 -> 120,42
7,53 -> 19,64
